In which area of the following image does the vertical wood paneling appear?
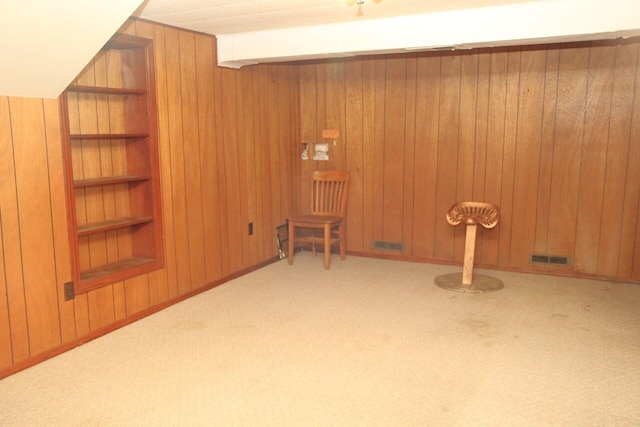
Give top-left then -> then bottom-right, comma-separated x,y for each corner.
402,55 -> 417,256
457,52 -> 479,203
280,67 -> 295,238
1,18 -> 298,377
249,67 -> 267,261
496,47 -> 520,266
211,37 -> 231,277
122,274 -> 149,316
0,217 -> 12,370
220,68 -> 243,273
298,38 -> 640,284
255,68 -> 270,261
472,50 -> 491,263
619,43 -> 640,278
151,23 -> 179,301
242,68 -> 259,266
136,20 -> 170,306
164,27 -> 192,294
42,98 -> 76,342
548,44 -> 589,259
0,97 -> 15,369
575,42 -> 615,274
345,59 -> 364,252
598,42 -> 636,276
382,57 -> 406,245
372,59 -> 386,252
361,59 -> 377,253
509,47 -> 546,270
412,54 -> 440,259
9,97 -> 61,355
315,64 -> 327,172
454,52 -> 479,261
178,31 -> 207,285
481,48 -> 508,265
0,96 -> 30,364
434,53 -> 460,260
87,286 -> 116,331
534,46 -> 560,267
194,33 -> 224,281
632,90 -> 640,279
267,66 -> 283,245
298,64 -> 317,216
325,61 -> 346,171
235,68 -> 250,268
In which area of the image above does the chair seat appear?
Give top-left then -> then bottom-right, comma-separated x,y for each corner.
287,215 -> 342,227
287,215 -> 343,247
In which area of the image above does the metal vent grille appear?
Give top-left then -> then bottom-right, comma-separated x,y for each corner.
373,241 -> 405,251
530,254 -> 570,266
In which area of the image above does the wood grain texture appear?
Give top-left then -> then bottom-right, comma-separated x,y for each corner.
9,97 -> 61,356
411,54 -> 440,259
344,60 -> 364,252
298,39 -> 640,284
0,18 -> 296,377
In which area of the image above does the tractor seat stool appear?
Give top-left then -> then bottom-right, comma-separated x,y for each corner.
434,201 -> 504,293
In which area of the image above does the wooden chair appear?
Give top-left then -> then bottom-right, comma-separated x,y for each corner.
287,171 -> 350,269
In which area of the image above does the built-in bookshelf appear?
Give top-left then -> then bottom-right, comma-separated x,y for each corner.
59,33 -> 164,294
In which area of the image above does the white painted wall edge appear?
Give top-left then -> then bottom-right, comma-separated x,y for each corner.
217,0 -> 640,69
0,0 -> 144,99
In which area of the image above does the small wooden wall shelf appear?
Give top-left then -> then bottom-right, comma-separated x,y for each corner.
60,33 -> 164,294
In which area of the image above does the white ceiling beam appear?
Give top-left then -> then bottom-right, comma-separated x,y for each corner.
217,0 -> 640,69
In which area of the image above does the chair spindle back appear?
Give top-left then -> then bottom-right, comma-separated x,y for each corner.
311,171 -> 349,216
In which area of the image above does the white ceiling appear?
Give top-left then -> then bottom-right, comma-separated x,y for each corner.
136,0 -> 640,69
134,0 -> 531,35
2,0 -> 639,99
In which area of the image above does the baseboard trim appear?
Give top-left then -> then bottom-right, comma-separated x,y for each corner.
0,256 -> 280,380
346,251 -> 640,285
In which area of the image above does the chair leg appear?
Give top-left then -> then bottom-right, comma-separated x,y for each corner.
339,223 -> 346,260
324,223 -> 331,269
288,221 -> 295,265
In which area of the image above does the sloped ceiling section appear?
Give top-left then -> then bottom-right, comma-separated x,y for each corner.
0,0 -> 143,99
215,0 -> 640,69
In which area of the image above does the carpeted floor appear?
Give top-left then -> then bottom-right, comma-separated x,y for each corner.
2,252 -> 640,426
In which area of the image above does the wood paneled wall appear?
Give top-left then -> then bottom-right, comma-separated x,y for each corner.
297,39 -> 640,283
0,19 -> 297,376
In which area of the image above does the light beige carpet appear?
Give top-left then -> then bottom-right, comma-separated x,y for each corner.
2,253 -> 640,426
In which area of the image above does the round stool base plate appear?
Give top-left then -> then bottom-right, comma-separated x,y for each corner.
434,273 -> 504,293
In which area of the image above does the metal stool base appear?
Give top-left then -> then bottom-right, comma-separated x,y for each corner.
434,273 -> 504,293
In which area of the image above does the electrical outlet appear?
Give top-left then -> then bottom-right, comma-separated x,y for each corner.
64,282 -> 75,301
248,223 -> 254,235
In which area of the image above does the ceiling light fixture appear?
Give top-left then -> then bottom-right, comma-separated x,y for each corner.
346,0 -> 382,16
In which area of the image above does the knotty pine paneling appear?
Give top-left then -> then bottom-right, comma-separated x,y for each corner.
297,38 -> 640,283
0,18 -> 297,377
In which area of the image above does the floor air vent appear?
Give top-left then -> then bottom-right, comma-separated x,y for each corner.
530,254 -> 570,266
373,241 -> 405,251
